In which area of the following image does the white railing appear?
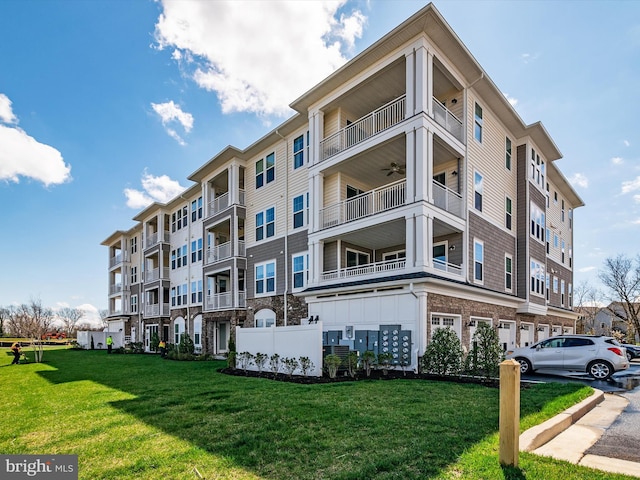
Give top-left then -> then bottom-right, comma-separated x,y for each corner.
205,291 -> 246,311
145,231 -> 170,249
209,192 -> 229,216
321,259 -> 406,281
206,241 -> 232,264
319,180 -> 405,229
433,259 -> 463,276
145,267 -> 170,282
109,251 -> 129,268
432,180 -> 463,218
320,96 -> 406,161
144,303 -> 170,317
432,98 -> 463,142
109,283 -> 123,295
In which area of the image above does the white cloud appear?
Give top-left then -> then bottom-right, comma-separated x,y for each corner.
569,173 -> 588,189
76,303 -> 102,328
521,52 -> 540,64
578,266 -> 596,273
154,0 -> 366,117
634,195 -> 640,204
611,156 -> 623,165
624,140 -> 630,147
621,176 -> 640,194
503,92 -> 518,107
151,100 -> 193,145
124,170 -> 186,209
0,93 -> 71,187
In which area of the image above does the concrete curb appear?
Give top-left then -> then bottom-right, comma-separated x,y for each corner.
520,388 -> 604,452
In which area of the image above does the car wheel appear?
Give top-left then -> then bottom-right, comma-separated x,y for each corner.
588,360 -> 613,380
515,357 -> 532,375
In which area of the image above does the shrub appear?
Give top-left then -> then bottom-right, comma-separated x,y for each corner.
283,357 -> 299,378
377,352 -> 393,375
128,342 -> 144,354
254,352 -> 268,373
269,354 -> 281,376
299,356 -> 314,377
324,354 -> 342,379
465,322 -> 503,379
150,332 -> 160,352
345,351 -> 359,378
421,327 -> 464,376
228,337 -> 236,352
227,351 -> 237,369
237,352 -> 254,372
361,350 -> 376,377
178,333 -> 195,355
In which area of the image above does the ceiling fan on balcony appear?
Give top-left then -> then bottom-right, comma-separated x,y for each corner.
381,162 -> 406,176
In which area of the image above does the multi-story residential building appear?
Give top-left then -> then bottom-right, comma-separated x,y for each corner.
102,4 -> 583,365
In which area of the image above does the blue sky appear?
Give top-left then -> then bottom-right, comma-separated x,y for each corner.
0,0 -> 638,325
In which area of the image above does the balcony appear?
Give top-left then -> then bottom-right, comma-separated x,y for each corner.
432,98 -> 463,143
208,190 -> 246,217
432,181 -> 463,218
319,180 -> 406,230
321,258 -> 406,282
109,251 -> 129,268
145,231 -> 170,249
145,267 -> 170,282
144,303 -> 170,317
433,259 -> 463,276
205,241 -> 245,265
205,291 -> 246,310
320,96 -> 406,162
109,283 -> 123,295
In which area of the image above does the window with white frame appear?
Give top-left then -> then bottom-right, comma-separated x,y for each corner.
530,148 -> 545,189
561,240 -> 565,263
505,255 -> 513,292
130,236 -> 137,253
191,197 -> 203,222
193,316 -> 202,347
191,238 -> 203,263
546,273 -> 550,301
292,253 -> 308,290
256,152 -> 275,188
293,194 -> 306,229
171,206 -> 188,232
255,308 -> 276,328
546,229 -> 550,254
131,266 -> 137,284
191,280 -> 203,303
553,276 -> 558,294
255,261 -> 276,296
431,314 -> 462,340
530,202 -> 545,243
505,196 -> 512,230
569,209 -> 573,229
131,295 -> 138,314
568,283 -> 573,308
474,239 -> 484,283
561,199 -> 565,222
256,207 -> 275,241
569,245 -> 573,268
530,259 -> 545,296
383,250 -> 406,262
505,137 -> 512,170
433,243 -> 447,269
346,249 -> 369,268
474,171 -> 483,212
474,103 -> 483,142
293,134 -> 305,169
561,279 -> 565,306
174,318 -> 185,345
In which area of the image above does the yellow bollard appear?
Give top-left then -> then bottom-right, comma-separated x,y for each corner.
499,359 -> 521,467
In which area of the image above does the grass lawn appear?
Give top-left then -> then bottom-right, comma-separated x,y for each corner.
0,347 -> 633,480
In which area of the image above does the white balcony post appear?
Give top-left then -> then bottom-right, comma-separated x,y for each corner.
426,129 -> 434,201
229,164 -> 237,206
416,46 -> 429,116
405,215 -> 415,269
426,50 -> 433,117
415,213 -> 429,269
405,130 -> 416,202
414,126 -> 430,203
405,51 -> 415,118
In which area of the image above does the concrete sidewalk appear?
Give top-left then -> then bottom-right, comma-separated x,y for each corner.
520,389 -> 640,478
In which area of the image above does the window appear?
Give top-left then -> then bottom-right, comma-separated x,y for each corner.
174,318 -> 184,346
546,229 -> 550,254
561,240 -> 565,263
171,249 -> 176,270
505,137 -> 512,170
170,287 -> 176,307
554,191 -> 558,204
256,207 -> 275,241
474,103 -> 483,142
191,197 -> 203,222
433,172 -> 446,185
256,152 -> 275,188
474,239 -> 483,283
530,148 -> 545,189
530,202 -> 545,243
172,206 -> 188,232
431,314 -> 461,340
194,316 -> 202,346
554,234 -> 558,248
191,280 -> 203,303
346,249 -> 369,268
569,209 -> 573,229
505,255 -> 513,292
546,273 -> 550,301
191,238 -> 203,263
561,280 -> 566,306
433,243 -> 447,270
131,295 -> 138,314
530,259 -> 545,296
569,245 -> 573,268
293,135 -> 305,169
180,245 -> 187,267
553,276 -> 558,294
255,261 -> 276,295
561,200 -> 565,222
293,194 -> 305,229
131,266 -> 137,284
292,253 -> 308,290
130,236 -> 137,253
568,283 -> 573,308
505,196 -> 512,230
383,250 -> 406,262
255,308 -> 276,328
474,171 -> 483,211
181,283 -> 187,305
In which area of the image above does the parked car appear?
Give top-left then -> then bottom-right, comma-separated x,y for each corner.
505,335 -> 629,380
622,344 -> 640,362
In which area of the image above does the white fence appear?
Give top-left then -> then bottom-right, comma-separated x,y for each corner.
77,331 -> 125,350
236,323 -> 323,377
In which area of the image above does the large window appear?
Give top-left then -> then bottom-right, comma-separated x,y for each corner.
530,202 -> 545,243
256,207 -> 275,241
191,238 -> 203,263
255,261 -> 276,295
191,197 -> 203,222
474,239 -> 484,283
505,196 -> 512,230
130,236 -> 137,253
293,194 -> 305,229
561,280 -> 566,306
293,134 -> 305,169
292,253 -> 308,290
505,137 -> 512,170
191,280 -> 203,303
474,171 -> 483,211
346,249 -> 369,268
530,259 -> 545,296
474,103 -> 483,142
131,266 -> 137,284
255,308 -> 276,328
172,206 -> 188,232
131,295 -> 138,314
431,314 -> 461,340
530,147 -> 545,189
256,152 -> 275,188
505,255 -> 513,292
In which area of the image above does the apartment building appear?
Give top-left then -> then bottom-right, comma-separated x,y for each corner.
102,3 -> 583,364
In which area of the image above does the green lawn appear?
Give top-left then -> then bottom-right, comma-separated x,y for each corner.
0,347 -> 633,480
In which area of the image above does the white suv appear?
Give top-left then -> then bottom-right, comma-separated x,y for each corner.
506,335 -> 629,380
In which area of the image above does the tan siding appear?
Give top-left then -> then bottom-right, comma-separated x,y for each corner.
323,173 -> 341,207
323,109 -> 340,137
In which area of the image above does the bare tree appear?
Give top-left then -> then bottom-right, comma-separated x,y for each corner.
572,281 -> 603,334
57,307 -> 84,338
0,306 -> 8,336
99,309 -> 109,329
598,254 -> 640,342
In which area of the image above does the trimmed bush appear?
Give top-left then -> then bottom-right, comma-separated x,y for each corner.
324,354 -> 342,379
465,322 -> 503,379
421,327 -> 463,376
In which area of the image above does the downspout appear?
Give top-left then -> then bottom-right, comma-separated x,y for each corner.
276,130 -> 289,326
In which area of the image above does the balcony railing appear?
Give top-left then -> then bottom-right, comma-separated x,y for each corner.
319,180 -> 406,229
433,259 -> 463,276
320,95 -> 406,161
109,251 -> 129,268
321,258 -> 406,281
205,240 -> 245,265
432,181 -> 463,218
109,283 -> 123,295
145,231 -> 170,249
145,267 -> 170,282
432,98 -> 463,142
205,291 -> 246,310
207,190 -> 246,217
144,303 -> 170,317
